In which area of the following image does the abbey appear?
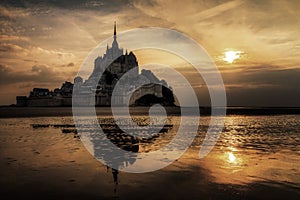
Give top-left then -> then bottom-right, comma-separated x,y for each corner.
92,22 -> 138,80
16,23 -> 175,107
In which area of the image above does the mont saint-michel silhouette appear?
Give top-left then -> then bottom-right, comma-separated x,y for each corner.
16,22 -> 175,107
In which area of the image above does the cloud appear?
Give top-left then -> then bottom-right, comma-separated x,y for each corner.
0,64 -> 67,85
0,35 -> 29,42
33,47 -> 75,59
0,43 -> 26,53
0,0 -> 299,106
0,41 -> 76,66
132,0 -> 300,67
60,62 -> 75,67
222,65 -> 300,90
0,4 -> 31,18
67,62 -> 75,67
191,0 -> 244,21
0,0 -> 133,13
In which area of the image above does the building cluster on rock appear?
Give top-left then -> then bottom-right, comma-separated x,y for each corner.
16,22 -> 175,107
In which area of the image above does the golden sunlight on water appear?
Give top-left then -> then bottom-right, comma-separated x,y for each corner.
188,115 -> 300,187
0,113 -> 299,199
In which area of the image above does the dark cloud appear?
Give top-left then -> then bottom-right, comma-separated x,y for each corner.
222,66 -> 300,88
0,43 -> 24,53
67,62 -> 75,67
222,66 -> 300,106
226,86 -> 300,107
60,62 -> 75,67
0,0 -> 133,12
0,64 -> 67,85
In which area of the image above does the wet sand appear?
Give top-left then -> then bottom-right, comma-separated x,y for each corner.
1,113 -> 300,199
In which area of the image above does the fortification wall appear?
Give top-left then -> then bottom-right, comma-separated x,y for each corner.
27,98 -> 63,107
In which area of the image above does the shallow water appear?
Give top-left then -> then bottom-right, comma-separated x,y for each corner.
0,114 -> 300,199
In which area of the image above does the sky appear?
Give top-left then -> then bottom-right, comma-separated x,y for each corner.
0,0 -> 299,106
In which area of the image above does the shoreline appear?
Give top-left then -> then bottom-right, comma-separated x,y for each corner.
0,106 -> 300,118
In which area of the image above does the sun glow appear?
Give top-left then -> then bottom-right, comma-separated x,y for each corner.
223,50 -> 241,63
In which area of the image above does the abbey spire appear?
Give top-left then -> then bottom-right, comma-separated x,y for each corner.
114,21 -> 116,38
111,21 -> 120,57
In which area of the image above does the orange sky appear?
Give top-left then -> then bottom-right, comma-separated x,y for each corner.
0,0 -> 299,106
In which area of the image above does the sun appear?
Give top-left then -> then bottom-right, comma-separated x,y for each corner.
228,152 -> 236,163
223,50 -> 241,63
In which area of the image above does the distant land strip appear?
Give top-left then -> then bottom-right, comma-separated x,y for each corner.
0,107 -> 300,118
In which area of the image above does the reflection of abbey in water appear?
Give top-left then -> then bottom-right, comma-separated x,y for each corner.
16,22 -> 175,107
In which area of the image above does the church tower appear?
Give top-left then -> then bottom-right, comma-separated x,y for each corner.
112,21 -> 121,57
